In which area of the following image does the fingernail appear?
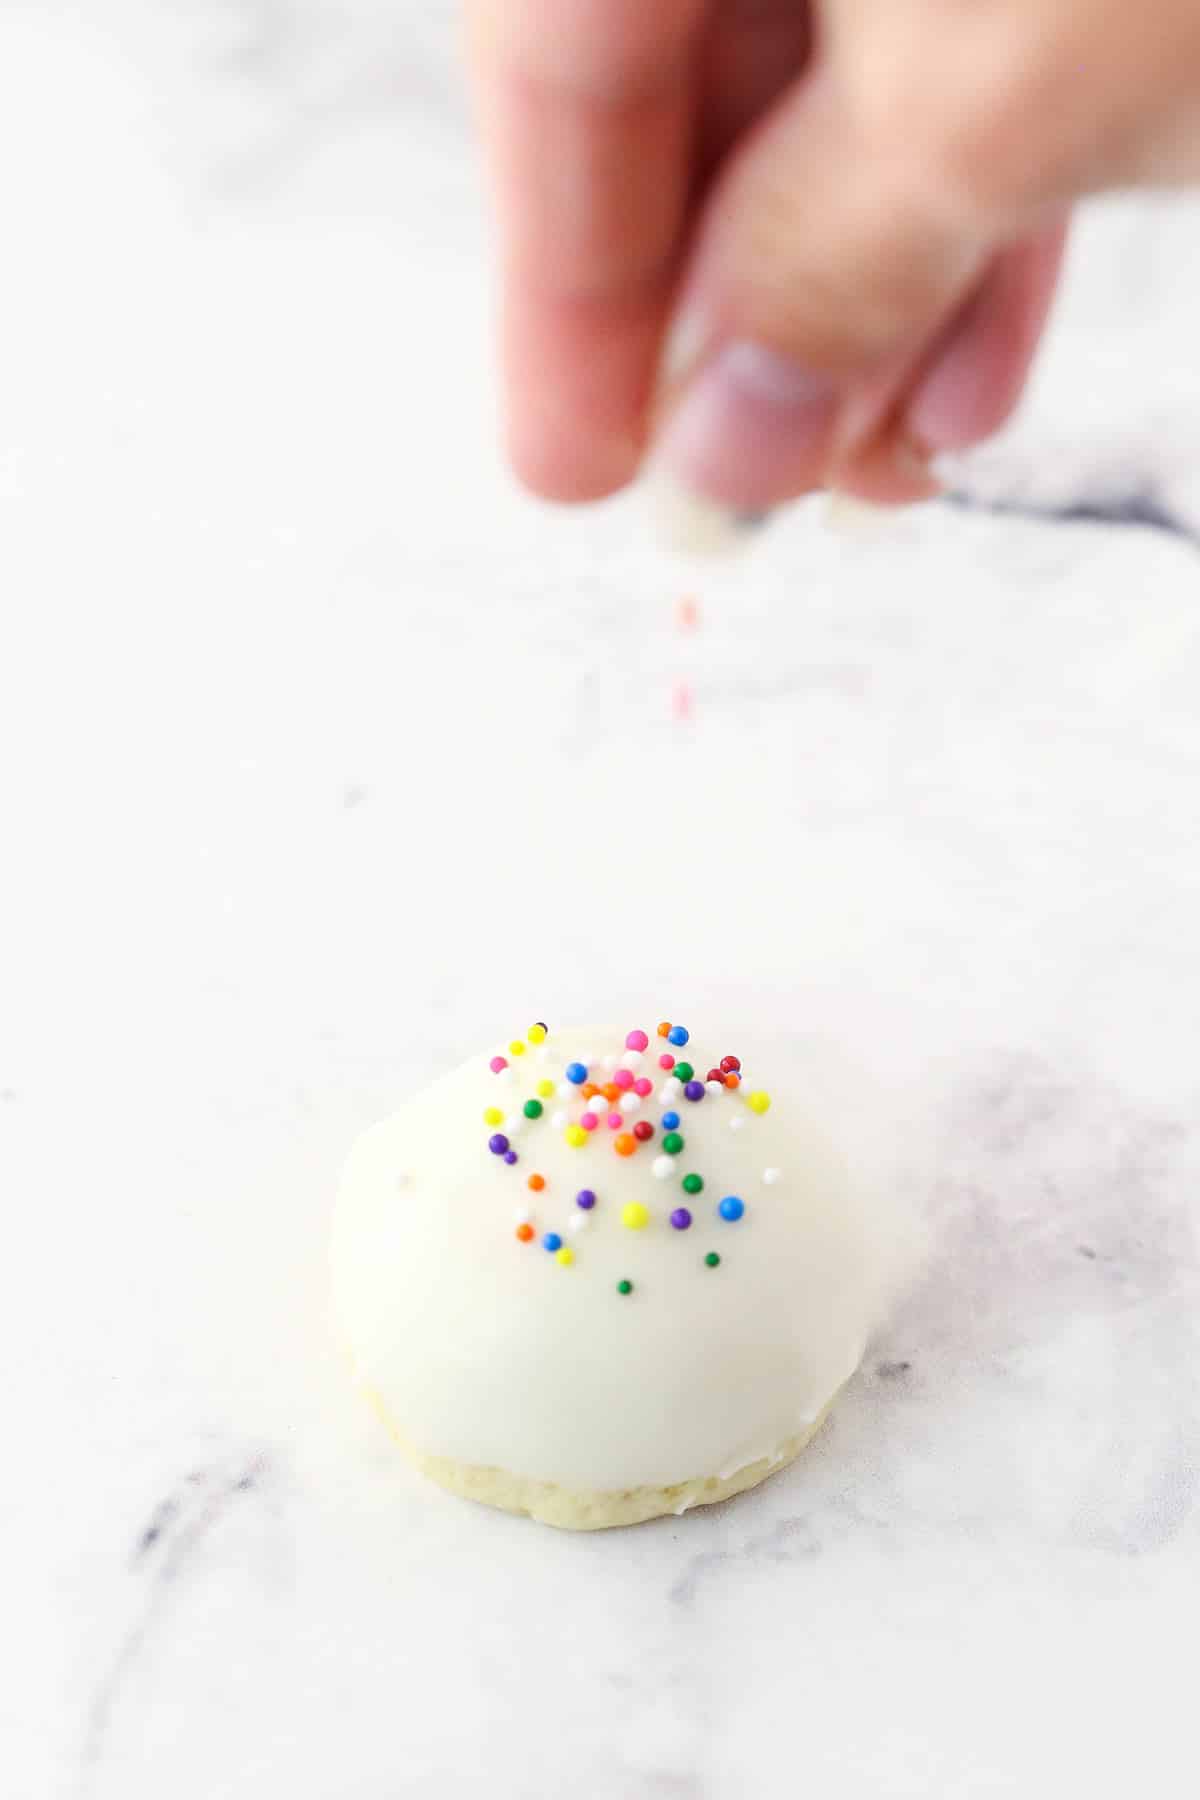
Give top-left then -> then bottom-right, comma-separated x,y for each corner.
904,337 -> 988,454
655,340 -> 837,513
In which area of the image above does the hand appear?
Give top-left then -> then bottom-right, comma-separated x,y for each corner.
468,0 -> 1200,513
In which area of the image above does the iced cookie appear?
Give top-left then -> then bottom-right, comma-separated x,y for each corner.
332,1020 -> 889,1529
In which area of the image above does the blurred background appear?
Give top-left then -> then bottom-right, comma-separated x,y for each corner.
5,5 -> 1200,1797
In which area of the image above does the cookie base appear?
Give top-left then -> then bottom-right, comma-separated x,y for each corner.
362,1385 -> 839,1530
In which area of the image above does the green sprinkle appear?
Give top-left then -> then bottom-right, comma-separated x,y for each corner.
673,1061 -> 694,1083
523,1099 -> 543,1119
705,1252 -> 721,1268
617,1278 -> 633,1295
681,1172 -> 703,1195
662,1131 -> 684,1155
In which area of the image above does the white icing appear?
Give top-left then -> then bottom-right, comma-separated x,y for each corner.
332,1025 -> 894,1492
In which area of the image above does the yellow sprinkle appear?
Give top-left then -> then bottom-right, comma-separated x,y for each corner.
565,1124 -> 588,1148
555,1246 -> 574,1266
747,1090 -> 771,1115
621,1202 -> 649,1231
483,1106 -> 504,1126
536,1078 -> 555,1099
527,1023 -> 546,1045
509,1040 -> 526,1056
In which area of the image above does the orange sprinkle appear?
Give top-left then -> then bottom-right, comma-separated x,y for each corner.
515,1223 -> 534,1242
614,1133 -> 637,1157
527,1173 -> 545,1192
581,1082 -> 600,1100
657,1021 -> 672,1038
602,1082 -> 621,1103
724,1072 -> 741,1089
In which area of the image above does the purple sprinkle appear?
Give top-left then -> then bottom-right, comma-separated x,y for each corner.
669,1207 -> 693,1230
488,1133 -> 509,1155
683,1080 -> 705,1102
504,1149 -> 519,1165
576,1189 -> 596,1210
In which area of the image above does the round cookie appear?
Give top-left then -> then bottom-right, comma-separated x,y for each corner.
331,1020 -> 889,1529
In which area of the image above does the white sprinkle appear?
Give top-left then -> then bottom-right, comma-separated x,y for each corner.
551,1110 -> 567,1128
705,1080 -> 724,1097
503,1114 -> 525,1136
536,1044 -> 551,1063
652,1155 -> 674,1179
578,1051 -> 595,1068
660,1077 -> 682,1100
621,1049 -> 644,1070
566,1211 -> 589,1236
514,1206 -> 532,1225
601,1052 -> 618,1070
619,1092 -> 640,1114
763,1167 -> 782,1185
729,1116 -> 745,1132
556,1081 -> 572,1099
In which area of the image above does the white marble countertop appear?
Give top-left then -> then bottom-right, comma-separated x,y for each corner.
5,9 -> 1200,1797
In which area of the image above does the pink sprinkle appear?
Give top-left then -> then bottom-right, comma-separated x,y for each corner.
672,680 -> 693,721
606,1111 -> 622,1129
612,1068 -> 634,1091
634,1077 -> 653,1097
625,1029 -> 649,1052
489,1056 -> 508,1073
580,1111 -> 598,1131
676,595 -> 699,631
659,1053 -> 675,1071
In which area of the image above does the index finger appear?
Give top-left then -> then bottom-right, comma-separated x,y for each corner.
468,0 -> 707,501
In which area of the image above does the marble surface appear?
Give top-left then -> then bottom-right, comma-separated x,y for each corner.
5,7 -> 1200,1796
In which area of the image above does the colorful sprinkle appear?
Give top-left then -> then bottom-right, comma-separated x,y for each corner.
576,1188 -> 596,1210
602,1081 -> 621,1103
673,1061 -> 694,1083
612,1068 -> 634,1092
718,1195 -> 745,1221
606,1110 -> 623,1129
528,1022 -> 547,1044
555,1246 -> 575,1266
658,1053 -> 676,1071
527,1173 -> 545,1192
662,1131 -> 684,1155
721,1055 -> 741,1073
489,1056 -> 508,1074
652,1155 -> 674,1179
705,1252 -> 721,1268
515,1223 -> 534,1243
684,1080 -> 705,1102
617,1278 -> 633,1295
626,1029 -> 649,1052
705,1081 -> 724,1097
488,1133 -> 509,1156
621,1049 -> 644,1071
724,1073 -> 741,1089
565,1061 -> 588,1085
483,1106 -> 504,1126
661,1110 -> 680,1131
509,1040 -> 526,1057
543,1232 -> 562,1252
633,1120 -> 654,1142
567,1212 -> 590,1235
504,1149 -> 518,1165
681,1172 -> 703,1195
747,1090 -> 771,1114
621,1202 -> 649,1230
523,1098 -> 544,1120
565,1124 -> 588,1147
633,1077 -> 653,1097
657,1021 -> 672,1038
667,1025 -> 690,1047
614,1133 -> 637,1157
669,1207 -> 693,1231
580,1111 -> 599,1131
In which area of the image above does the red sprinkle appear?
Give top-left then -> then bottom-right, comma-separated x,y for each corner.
633,1120 -> 654,1142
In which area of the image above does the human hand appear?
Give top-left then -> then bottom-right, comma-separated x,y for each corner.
468,0 -> 1200,516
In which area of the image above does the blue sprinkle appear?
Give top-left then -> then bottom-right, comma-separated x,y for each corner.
543,1232 -> 563,1252
667,1025 -> 689,1047
718,1195 -> 745,1223
661,1110 -> 680,1131
565,1061 -> 588,1085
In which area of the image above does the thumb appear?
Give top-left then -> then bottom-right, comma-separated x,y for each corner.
652,5 -> 1200,515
